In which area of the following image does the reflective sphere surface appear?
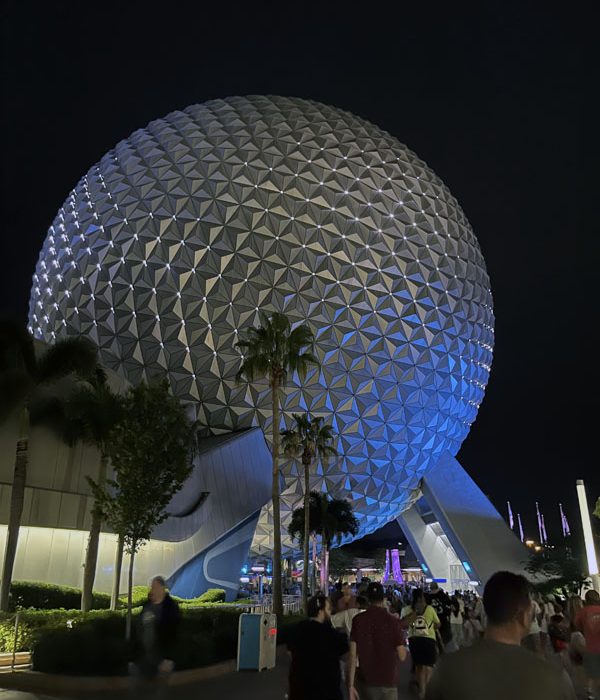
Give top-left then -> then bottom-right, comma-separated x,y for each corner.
29,96 -> 494,550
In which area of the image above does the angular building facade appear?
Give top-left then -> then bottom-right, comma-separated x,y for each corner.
27,96 -> 496,558
0,384 -> 271,601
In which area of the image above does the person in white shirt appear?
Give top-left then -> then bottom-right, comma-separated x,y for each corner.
448,598 -> 464,651
331,595 -> 368,637
523,595 -> 542,655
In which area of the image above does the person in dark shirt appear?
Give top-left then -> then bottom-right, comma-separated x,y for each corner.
288,593 -> 349,700
426,582 -> 452,648
130,576 -> 181,698
425,571 -> 576,700
348,581 -> 408,700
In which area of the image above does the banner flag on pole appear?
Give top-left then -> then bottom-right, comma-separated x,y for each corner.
507,501 -> 514,530
518,513 -> 524,542
560,503 -> 571,537
536,502 -> 544,544
541,513 -> 548,544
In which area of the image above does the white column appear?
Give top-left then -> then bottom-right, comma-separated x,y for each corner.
576,480 -> 600,593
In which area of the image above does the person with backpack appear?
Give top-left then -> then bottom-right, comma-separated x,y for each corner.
427,583 -> 452,649
402,589 -> 440,699
425,571 -> 576,700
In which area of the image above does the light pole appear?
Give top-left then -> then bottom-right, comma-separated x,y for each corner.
576,480 -> 600,593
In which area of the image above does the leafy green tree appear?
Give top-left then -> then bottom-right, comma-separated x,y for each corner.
289,491 -> 359,593
525,544 -> 588,597
328,546 -> 358,580
60,369 -> 124,611
594,497 -> 600,520
236,313 -> 318,616
0,322 -> 98,611
90,381 -> 196,638
281,413 -> 336,611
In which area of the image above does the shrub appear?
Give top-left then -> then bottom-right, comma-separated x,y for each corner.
9,581 -> 110,611
192,588 -> 227,604
30,607 -> 242,675
117,586 -> 150,609
0,608 -> 130,653
32,625 -> 131,676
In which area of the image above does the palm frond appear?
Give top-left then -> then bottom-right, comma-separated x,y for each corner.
0,321 -> 36,376
0,369 -> 32,423
37,337 -> 98,383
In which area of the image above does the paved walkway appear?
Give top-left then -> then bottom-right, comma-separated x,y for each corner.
0,647 -> 414,700
0,648 -> 589,700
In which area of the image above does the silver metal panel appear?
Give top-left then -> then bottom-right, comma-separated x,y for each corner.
0,427 -> 271,593
27,96 -> 494,553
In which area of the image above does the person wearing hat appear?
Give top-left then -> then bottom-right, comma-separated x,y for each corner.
347,581 -> 408,700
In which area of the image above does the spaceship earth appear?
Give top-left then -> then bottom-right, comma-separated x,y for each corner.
29,95 -> 494,552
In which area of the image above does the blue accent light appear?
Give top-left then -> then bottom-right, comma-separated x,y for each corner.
462,561 -> 472,573
421,563 -> 429,573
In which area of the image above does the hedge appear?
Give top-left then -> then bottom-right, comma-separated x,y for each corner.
30,608 -> 243,675
0,608 -> 128,653
9,581 -> 229,613
9,581 -> 111,612
2,608 -> 304,674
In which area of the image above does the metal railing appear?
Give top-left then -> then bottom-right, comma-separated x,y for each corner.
187,594 -> 302,615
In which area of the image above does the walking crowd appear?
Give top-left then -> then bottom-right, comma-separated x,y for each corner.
287,572 -> 600,700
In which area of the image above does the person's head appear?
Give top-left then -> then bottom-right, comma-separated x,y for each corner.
412,588 -> 426,611
483,571 -> 532,640
585,589 -> 600,606
366,582 -> 385,605
430,582 -> 439,593
149,575 -> 167,603
342,583 -> 352,598
356,595 -> 368,610
307,594 -> 331,622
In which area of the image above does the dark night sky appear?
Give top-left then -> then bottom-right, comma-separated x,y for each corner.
1,4 -> 590,542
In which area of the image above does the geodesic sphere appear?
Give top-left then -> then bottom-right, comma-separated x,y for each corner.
29,96 -> 494,550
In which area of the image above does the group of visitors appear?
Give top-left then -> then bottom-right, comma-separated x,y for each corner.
287,572 -> 600,700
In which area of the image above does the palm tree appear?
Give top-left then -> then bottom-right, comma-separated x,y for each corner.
0,322 -> 98,611
289,491 -> 359,593
235,312 -> 318,617
61,368 -> 124,611
281,413 -> 336,611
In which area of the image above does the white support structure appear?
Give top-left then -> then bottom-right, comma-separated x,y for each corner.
398,453 -> 529,592
576,480 -> 600,593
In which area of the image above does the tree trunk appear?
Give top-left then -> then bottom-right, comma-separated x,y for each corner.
311,535 -> 317,596
81,455 -> 108,612
0,409 -> 29,612
111,533 -> 124,610
302,455 -> 311,614
270,380 -> 283,617
126,546 -> 135,641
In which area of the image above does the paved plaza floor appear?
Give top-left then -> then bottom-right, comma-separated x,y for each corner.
0,646 -> 391,700
0,647 -> 590,700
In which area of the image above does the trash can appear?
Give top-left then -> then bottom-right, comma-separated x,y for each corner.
237,613 -> 277,671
